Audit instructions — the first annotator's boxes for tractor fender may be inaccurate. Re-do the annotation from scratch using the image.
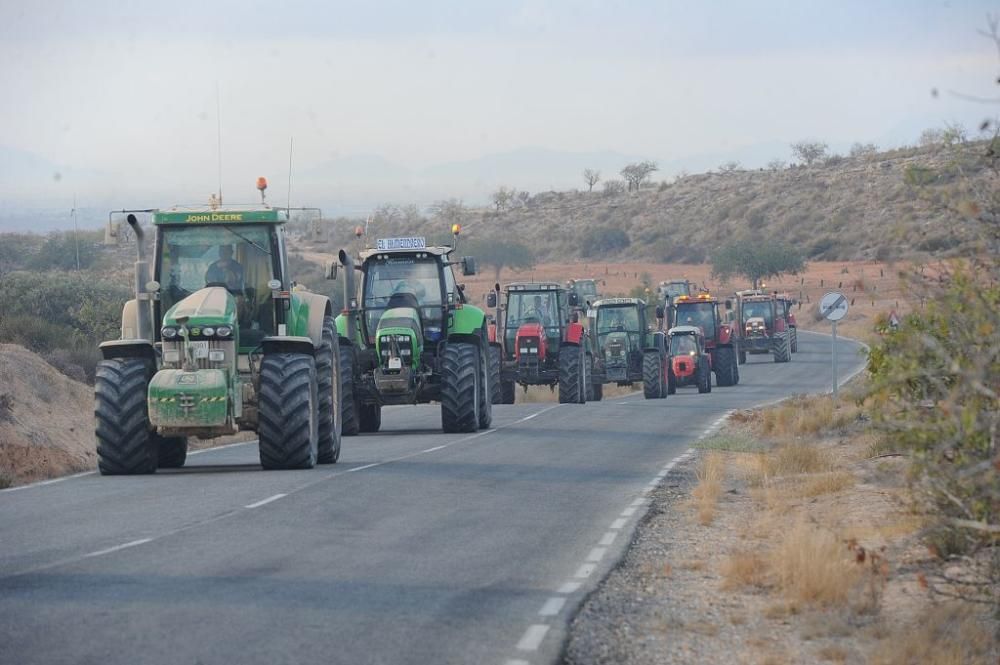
[295,292,334,346]
[120,299,140,340]
[564,321,586,345]
[262,336,315,356]
[335,312,364,346]
[718,324,734,345]
[774,317,787,334]
[99,339,156,362]
[450,305,487,336]
[646,330,668,353]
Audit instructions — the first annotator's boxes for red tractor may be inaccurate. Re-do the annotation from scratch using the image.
[775,292,799,353]
[733,290,791,363]
[487,282,592,404]
[666,326,712,394]
[665,293,741,386]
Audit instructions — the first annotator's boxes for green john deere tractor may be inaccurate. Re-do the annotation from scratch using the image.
[335,231,496,434]
[589,297,668,400]
[95,201,341,475]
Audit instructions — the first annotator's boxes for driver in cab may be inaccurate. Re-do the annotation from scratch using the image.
[205,245,245,291]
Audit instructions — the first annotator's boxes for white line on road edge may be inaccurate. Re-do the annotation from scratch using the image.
[630,497,646,507]
[538,596,566,617]
[598,531,617,546]
[610,517,627,530]
[557,581,582,594]
[585,547,607,563]
[84,538,152,558]
[422,445,447,453]
[620,505,638,517]
[574,563,596,578]
[516,624,550,651]
[504,660,532,665]
[245,493,286,509]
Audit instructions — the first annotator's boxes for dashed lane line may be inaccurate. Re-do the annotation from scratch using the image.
[538,597,567,617]
[516,624,550,651]
[244,493,286,509]
[557,581,582,594]
[84,538,152,558]
[574,563,596,578]
[585,547,607,563]
[598,531,617,546]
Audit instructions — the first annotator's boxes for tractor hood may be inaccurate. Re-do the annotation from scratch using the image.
[375,306,424,368]
[603,331,631,355]
[163,287,237,328]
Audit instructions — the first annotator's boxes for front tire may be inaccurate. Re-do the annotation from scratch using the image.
[697,359,712,394]
[713,347,737,387]
[259,353,318,470]
[339,341,360,436]
[642,350,663,399]
[359,403,382,432]
[591,381,603,402]
[790,328,798,353]
[317,316,341,464]
[156,435,188,469]
[488,345,502,405]
[95,358,158,475]
[478,341,493,429]
[500,379,516,404]
[441,342,480,433]
[558,344,583,404]
[773,332,791,363]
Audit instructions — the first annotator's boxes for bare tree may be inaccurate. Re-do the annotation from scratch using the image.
[583,168,601,192]
[849,142,879,159]
[427,198,466,226]
[620,161,659,192]
[603,179,626,196]
[491,186,516,213]
[719,160,742,174]
[766,159,786,171]
[790,140,829,167]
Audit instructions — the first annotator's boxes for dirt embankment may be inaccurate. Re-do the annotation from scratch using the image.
[0,344,96,487]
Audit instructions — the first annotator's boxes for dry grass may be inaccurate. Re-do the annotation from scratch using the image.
[720,550,768,590]
[816,645,850,662]
[690,452,725,525]
[770,520,861,607]
[795,471,855,498]
[757,395,859,439]
[738,442,832,487]
[869,603,998,665]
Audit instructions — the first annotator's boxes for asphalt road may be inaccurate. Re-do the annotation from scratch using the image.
[0,330,865,665]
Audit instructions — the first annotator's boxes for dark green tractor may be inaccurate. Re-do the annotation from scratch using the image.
[589,297,668,400]
[95,201,341,475]
[335,233,496,434]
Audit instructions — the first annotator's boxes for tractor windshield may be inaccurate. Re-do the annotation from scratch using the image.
[675,302,716,339]
[157,224,276,343]
[362,255,445,338]
[742,300,773,327]
[596,304,641,350]
[670,334,698,356]
[504,290,561,353]
[662,282,690,300]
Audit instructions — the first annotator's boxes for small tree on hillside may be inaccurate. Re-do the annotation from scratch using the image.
[710,238,805,290]
[603,179,626,196]
[427,198,466,226]
[849,142,879,159]
[766,159,786,171]
[467,239,535,281]
[491,186,517,214]
[620,161,659,192]
[583,168,601,192]
[790,140,829,167]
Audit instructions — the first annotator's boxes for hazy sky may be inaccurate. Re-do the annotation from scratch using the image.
[0,0,996,211]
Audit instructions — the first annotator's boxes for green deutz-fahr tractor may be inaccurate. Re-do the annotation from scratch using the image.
[95,200,341,475]
[589,297,668,400]
[335,231,495,434]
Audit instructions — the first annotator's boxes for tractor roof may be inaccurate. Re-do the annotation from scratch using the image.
[674,293,718,304]
[358,245,454,261]
[668,325,702,336]
[152,205,287,225]
[593,297,643,307]
[505,282,563,292]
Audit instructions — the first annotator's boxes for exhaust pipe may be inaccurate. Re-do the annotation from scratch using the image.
[338,249,359,343]
[127,214,153,342]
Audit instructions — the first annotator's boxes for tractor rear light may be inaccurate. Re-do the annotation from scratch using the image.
[161,327,178,339]
[163,350,181,363]
[209,350,225,362]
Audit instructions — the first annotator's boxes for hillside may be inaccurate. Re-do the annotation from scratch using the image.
[302,141,991,264]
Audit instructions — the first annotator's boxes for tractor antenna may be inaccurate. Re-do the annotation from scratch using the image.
[286,136,294,214]
[216,82,223,204]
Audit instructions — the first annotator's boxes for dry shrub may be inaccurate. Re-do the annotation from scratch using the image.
[739,442,832,486]
[869,603,997,665]
[770,520,860,607]
[796,471,855,498]
[721,550,768,590]
[757,395,858,438]
[691,452,725,525]
[816,645,850,663]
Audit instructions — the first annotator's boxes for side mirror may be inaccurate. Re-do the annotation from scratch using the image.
[655,305,664,319]
[486,292,497,308]
[568,292,579,306]
[461,257,477,276]
[725,299,733,310]
[325,261,338,280]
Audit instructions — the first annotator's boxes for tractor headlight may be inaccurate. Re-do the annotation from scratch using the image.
[380,335,392,344]
[201,326,215,337]
[216,325,233,338]
[161,326,178,339]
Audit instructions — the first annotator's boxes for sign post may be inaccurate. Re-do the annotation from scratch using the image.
[819,291,849,403]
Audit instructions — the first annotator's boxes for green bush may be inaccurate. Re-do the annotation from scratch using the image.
[580,227,630,258]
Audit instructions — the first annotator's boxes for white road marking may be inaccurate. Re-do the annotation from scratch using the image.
[610,517,627,530]
[598,531,617,546]
[574,563,596,578]
[244,493,286,509]
[0,470,97,493]
[188,438,258,456]
[522,412,542,420]
[585,547,607,563]
[516,624,550,651]
[346,463,380,473]
[620,506,638,517]
[422,445,446,453]
[557,581,582,594]
[505,660,532,665]
[630,497,646,507]
[538,596,566,616]
[84,538,152,558]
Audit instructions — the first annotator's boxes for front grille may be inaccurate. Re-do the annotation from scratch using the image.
[161,339,235,369]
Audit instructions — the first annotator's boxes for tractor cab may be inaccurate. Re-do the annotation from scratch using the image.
[657,279,693,305]
[668,293,742,386]
[734,290,791,362]
[591,297,648,383]
[567,278,600,306]
[501,283,574,362]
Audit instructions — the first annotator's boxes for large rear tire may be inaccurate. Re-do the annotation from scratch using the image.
[359,403,381,432]
[698,358,712,394]
[317,316,341,464]
[478,341,493,429]
[642,350,663,399]
[558,344,582,404]
[95,358,158,476]
[713,347,737,387]
[339,341,360,436]
[441,342,480,433]
[773,332,791,363]
[790,327,798,353]
[156,435,188,469]
[667,365,676,395]
[500,379,516,404]
[488,345,502,405]
[738,347,747,365]
[259,352,318,470]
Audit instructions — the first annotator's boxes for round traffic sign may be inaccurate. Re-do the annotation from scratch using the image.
[819,291,849,321]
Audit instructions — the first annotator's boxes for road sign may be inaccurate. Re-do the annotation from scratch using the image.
[820,291,849,322]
